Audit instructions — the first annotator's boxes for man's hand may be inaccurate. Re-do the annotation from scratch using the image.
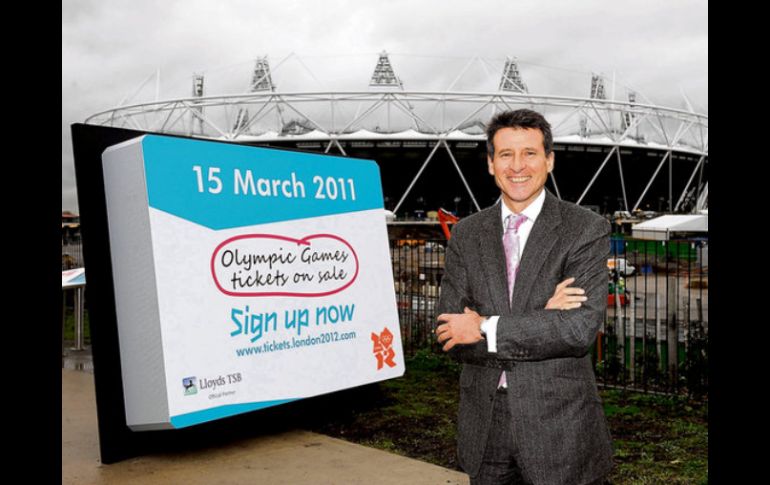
[545,277,588,310]
[435,307,484,352]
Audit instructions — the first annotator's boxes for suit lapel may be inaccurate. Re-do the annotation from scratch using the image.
[479,200,511,313]
[510,190,562,313]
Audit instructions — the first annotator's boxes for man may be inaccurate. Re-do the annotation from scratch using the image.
[435,109,614,485]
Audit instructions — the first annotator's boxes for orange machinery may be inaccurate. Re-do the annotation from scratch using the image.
[438,208,459,240]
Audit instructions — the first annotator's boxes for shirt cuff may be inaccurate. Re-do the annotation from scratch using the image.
[480,315,500,353]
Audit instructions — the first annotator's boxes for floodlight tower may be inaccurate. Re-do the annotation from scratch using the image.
[191,73,205,135]
[369,50,404,89]
[369,50,418,131]
[234,56,283,134]
[621,90,640,140]
[580,73,607,138]
[498,57,528,93]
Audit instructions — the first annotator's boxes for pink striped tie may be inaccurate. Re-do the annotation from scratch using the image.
[503,213,528,299]
[499,213,527,388]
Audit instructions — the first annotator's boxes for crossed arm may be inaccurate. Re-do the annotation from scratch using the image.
[437,276,585,350]
[435,217,610,362]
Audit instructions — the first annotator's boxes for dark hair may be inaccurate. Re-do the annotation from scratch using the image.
[485,109,553,158]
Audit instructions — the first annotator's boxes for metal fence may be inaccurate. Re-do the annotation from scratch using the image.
[62,239,87,354]
[602,238,708,397]
[390,240,445,355]
[62,239,85,269]
[389,237,708,398]
[61,236,708,396]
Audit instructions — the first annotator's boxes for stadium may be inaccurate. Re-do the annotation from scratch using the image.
[84,52,708,219]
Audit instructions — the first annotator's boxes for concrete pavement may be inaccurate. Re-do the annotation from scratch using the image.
[63,369,469,484]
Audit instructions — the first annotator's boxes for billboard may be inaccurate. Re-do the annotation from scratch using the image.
[102,134,403,430]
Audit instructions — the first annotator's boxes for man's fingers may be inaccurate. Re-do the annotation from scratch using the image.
[552,296,588,310]
[556,277,576,290]
[442,339,455,352]
[562,300,584,310]
[436,323,451,343]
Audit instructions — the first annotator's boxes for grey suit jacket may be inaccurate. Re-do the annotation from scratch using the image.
[437,190,614,484]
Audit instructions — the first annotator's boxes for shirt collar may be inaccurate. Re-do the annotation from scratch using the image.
[500,188,546,225]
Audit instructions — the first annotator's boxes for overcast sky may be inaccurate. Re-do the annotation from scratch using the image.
[62,0,707,212]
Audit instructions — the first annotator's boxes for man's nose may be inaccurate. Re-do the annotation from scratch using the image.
[508,155,525,172]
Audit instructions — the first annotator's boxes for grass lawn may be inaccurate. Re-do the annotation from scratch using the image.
[62,308,90,345]
[306,349,708,485]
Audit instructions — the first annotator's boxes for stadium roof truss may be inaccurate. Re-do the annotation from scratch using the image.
[86,90,708,216]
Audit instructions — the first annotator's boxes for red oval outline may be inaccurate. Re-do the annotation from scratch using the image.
[210,233,359,297]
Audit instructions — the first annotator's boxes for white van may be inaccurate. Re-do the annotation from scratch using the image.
[607,257,636,276]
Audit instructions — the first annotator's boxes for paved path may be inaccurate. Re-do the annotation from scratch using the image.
[63,369,469,484]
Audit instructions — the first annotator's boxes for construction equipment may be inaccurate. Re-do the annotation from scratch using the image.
[438,208,459,240]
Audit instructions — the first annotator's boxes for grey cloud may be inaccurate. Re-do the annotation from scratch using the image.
[62,0,707,213]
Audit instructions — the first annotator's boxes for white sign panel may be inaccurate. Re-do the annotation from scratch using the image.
[102,135,403,430]
[62,268,86,289]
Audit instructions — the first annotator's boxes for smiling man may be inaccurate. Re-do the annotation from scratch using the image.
[435,109,614,485]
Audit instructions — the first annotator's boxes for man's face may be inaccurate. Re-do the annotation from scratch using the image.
[487,127,554,213]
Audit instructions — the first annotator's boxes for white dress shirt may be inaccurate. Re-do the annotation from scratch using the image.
[479,188,546,352]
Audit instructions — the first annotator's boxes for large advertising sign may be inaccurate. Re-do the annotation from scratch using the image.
[102,135,403,431]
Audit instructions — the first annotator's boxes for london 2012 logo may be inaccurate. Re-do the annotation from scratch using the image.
[371,327,396,370]
[183,377,198,396]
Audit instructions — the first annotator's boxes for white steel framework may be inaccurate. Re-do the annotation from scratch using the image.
[85,57,708,217]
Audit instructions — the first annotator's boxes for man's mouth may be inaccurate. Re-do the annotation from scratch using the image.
[508,176,531,183]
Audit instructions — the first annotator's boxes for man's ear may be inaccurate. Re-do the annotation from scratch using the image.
[546,152,555,173]
[487,155,495,176]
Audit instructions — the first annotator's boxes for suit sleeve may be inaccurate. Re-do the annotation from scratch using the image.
[493,217,611,361]
[436,221,491,364]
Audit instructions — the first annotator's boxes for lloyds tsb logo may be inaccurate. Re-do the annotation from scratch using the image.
[183,377,198,396]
